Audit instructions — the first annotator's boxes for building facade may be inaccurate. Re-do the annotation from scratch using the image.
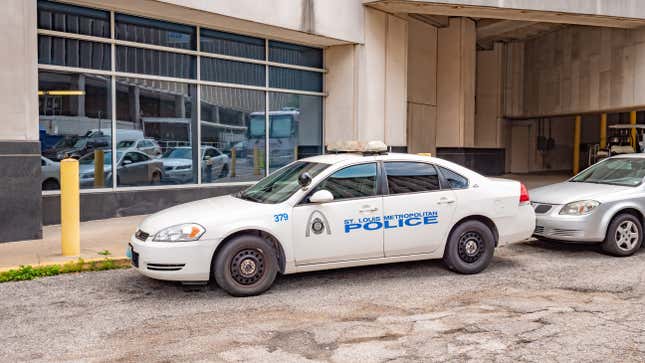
[3,0,645,241]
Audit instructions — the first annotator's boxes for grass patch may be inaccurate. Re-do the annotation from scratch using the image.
[0,253,130,283]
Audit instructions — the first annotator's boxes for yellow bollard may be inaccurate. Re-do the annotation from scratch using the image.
[253,146,260,176]
[60,158,80,256]
[573,115,581,175]
[94,149,104,188]
[230,147,236,178]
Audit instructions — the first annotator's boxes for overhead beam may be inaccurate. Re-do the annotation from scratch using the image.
[366,1,645,29]
[408,13,450,27]
[477,20,535,40]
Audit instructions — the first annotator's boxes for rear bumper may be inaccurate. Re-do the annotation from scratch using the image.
[129,235,220,282]
[497,204,536,245]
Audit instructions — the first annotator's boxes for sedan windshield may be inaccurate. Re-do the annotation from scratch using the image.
[238,161,329,204]
[571,158,645,187]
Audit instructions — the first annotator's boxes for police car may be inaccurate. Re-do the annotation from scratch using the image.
[128,141,535,296]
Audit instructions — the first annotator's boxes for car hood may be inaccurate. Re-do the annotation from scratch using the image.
[530,181,632,204]
[138,195,273,238]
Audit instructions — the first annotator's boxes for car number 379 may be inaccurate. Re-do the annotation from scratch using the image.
[274,213,289,223]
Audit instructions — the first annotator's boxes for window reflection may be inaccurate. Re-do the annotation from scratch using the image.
[115,14,196,50]
[200,28,265,60]
[200,86,266,183]
[116,78,197,186]
[38,35,111,70]
[116,46,196,79]
[38,0,110,38]
[38,71,112,190]
[268,93,322,172]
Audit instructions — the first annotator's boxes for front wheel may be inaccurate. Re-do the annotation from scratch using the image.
[213,235,278,297]
[602,214,643,256]
[443,220,495,274]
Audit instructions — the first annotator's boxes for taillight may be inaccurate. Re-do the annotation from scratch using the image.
[519,183,530,204]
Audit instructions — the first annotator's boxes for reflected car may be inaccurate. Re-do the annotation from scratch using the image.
[56,136,110,160]
[162,146,229,184]
[128,146,535,297]
[78,150,163,187]
[41,156,60,190]
[531,155,645,256]
[42,136,79,161]
[117,139,162,158]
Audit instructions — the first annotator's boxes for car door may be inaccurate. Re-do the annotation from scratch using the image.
[120,152,148,185]
[292,162,384,265]
[382,162,457,257]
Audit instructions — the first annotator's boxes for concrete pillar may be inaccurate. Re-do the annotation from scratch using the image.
[0,0,42,241]
[324,8,408,150]
[475,43,505,148]
[72,74,86,117]
[128,85,140,127]
[436,18,476,148]
[175,94,186,118]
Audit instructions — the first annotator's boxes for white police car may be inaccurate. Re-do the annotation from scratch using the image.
[128,142,535,296]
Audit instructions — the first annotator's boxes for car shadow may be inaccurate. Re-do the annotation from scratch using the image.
[523,238,605,254]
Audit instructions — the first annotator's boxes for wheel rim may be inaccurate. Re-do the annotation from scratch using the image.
[457,231,485,263]
[615,221,639,251]
[230,249,265,285]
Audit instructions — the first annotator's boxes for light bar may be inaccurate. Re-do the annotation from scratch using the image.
[327,140,388,153]
[38,90,86,96]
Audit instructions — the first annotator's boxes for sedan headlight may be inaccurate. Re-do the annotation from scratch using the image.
[559,200,600,215]
[153,223,205,242]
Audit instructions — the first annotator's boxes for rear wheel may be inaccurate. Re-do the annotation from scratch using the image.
[213,235,278,297]
[219,164,229,178]
[42,178,60,191]
[151,171,162,185]
[602,214,642,256]
[443,220,495,274]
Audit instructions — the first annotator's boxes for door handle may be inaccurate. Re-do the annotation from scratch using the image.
[359,207,378,213]
[437,198,456,205]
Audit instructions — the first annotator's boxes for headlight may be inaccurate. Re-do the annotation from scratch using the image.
[559,200,600,215]
[153,223,205,242]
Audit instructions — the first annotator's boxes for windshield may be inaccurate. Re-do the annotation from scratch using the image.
[79,151,121,166]
[73,138,87,148]
[571,158,645,187]
[164,148,191,159]
[238,161,329,204]
[117,140,135,148]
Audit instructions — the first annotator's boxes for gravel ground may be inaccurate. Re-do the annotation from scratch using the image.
[1,240,644,362]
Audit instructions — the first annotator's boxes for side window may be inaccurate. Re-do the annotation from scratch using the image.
[127,152,148,164]
[204,148,217,158]
[384,162,440,194]
[438,166,468,189]
[312,163,377,201]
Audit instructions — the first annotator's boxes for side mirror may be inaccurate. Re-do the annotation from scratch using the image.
[309,189,334,203]
[298,172,312,188]
[122,159,133,166]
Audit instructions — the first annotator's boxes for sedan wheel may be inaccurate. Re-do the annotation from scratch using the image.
[443,220,495,274]
[602,214,643,257]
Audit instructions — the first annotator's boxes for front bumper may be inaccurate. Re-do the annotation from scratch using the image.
[533,203,606,242]
[129,234,220,282]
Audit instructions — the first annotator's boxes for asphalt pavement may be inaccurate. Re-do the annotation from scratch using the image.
[1,239,644,362]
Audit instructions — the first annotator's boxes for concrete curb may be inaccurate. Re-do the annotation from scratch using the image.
[0,256,130,273]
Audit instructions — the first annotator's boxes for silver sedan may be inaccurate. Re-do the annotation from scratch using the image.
[530,155,645,256]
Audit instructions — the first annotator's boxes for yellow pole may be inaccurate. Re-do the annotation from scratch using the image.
[573,115,581,175]
[60,158,80,256]
[294,145,298,161]
[630,110,637,148]
[253,146,260,176]
[230,147,236,178]
[93,149,104,188]
[600,113,607,149]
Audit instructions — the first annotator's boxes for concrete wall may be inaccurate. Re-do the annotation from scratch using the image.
[475,43,504,148]
[436,18,476,148]
[325,8,408,147]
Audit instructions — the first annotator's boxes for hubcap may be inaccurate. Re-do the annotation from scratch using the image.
[615,221,639,252]
[457,232,484,263]
[230,249,265,285]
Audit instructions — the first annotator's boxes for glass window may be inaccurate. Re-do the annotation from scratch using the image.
[438,166,469,189]
[200,86,266,183]
[38,35,111,70]
[200,58,264,86]
[115,13,196,50]
[269,40,322,68]
[116,46,196,79]
[116,77,197,186]
[268,93,323,172]
[313,163,378,200]
[39,71,112,190]
[385,162,440,194]
[571,157,645,187]
[238,161,329,204]
[37,0,110,38]
[269,67,322,92]
[200,29,265,60]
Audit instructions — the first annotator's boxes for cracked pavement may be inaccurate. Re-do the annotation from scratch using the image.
[1,240,644,362]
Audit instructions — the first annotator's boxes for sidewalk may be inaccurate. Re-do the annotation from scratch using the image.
[0,215,146,271]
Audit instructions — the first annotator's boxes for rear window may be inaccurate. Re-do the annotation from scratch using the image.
[384,162,440,194]
[438,166,468,189]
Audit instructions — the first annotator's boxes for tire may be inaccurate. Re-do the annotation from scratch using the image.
[602,213,643,257]
[42,178,60,191]
[219,164,229,178]
[151,171,162,185]
[443,220,496,274]
[213,235,278,297]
